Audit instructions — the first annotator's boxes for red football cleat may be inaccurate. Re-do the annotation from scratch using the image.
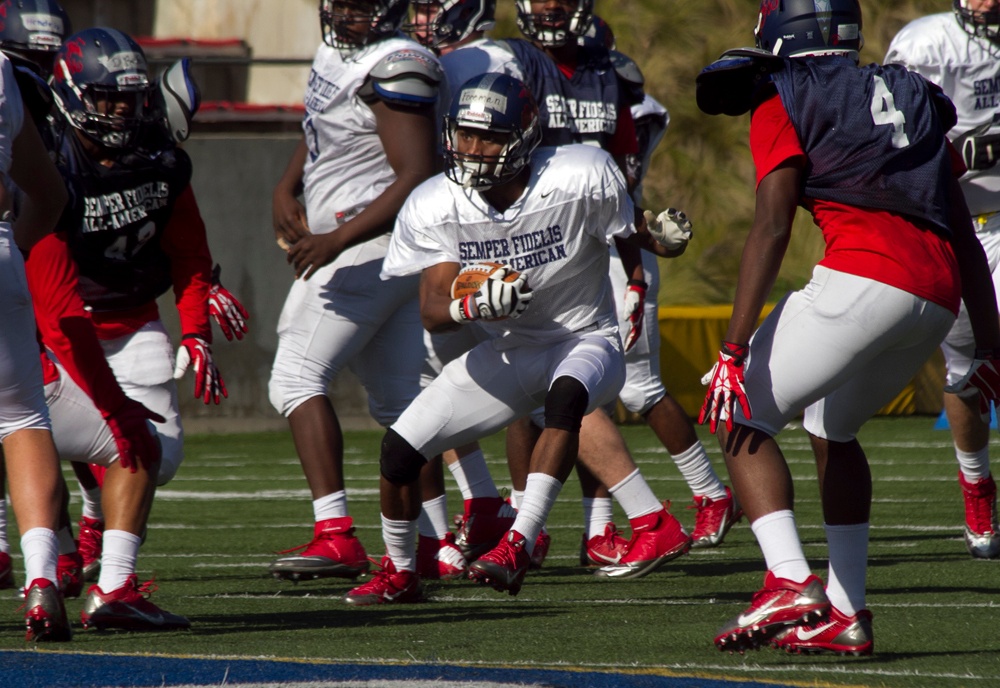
[57,551,84,599]
[689,486,742,549]
[344,557,424,606]
[454,496,517,561]
[77,516,104,582]
[23,578,71,642]
[594,505,691,579]
[81,575,190,631]
[579,523,629,566]
[416,533,467,580]
[269,516,370,581]
[467,530,530,596]
[772,606,873,656]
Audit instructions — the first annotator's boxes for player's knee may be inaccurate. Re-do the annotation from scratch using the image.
[268,372,321,417]
[380,428,427,486]
[544,376,589,432]
[619,383,665,416]
[155,432,183,486]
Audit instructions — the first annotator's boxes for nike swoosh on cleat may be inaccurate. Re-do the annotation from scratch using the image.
[795,622,836,641]
[736,597,780,627]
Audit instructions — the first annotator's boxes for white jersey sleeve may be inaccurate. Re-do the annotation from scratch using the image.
[885,12,1000,214]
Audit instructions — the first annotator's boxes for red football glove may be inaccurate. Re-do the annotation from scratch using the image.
[622,279,646,353]
[698,341,752,434]
[945,348,1000,421]
[173,334,227,405]
[103,398,165,473]
[209,264,249,341]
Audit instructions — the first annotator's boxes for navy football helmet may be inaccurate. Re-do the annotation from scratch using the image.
[320,0,409,54]
[406,0,495,49]
[579,14,614,50]
[955,1,1000,42]
[754,0,863,61]
[0,0,70,76]
[51,27,152,150]
[443,73,541,190]
[515,0,593,47]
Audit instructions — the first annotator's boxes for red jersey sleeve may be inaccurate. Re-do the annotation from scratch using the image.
[608,101,639,158]
[750,92,806,189]
[24,233,128,417]
[160,184,213,341]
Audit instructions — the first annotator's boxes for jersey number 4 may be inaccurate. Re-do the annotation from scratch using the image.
[870,75,910,149]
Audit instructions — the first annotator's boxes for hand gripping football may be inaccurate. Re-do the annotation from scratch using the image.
[450,262,533,321]
[451,262,521,298]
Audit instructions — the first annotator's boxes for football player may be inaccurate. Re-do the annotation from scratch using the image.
[344,73,688,604]
[267,0,452,583]
[696,0,1000,655]
[885,1,1000,560]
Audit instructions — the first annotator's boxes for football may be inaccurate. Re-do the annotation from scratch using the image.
[451,262,522,298]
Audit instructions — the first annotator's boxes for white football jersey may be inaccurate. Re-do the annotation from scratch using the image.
[885,13,1000,214]
[301,37,439,235]
[441,38,523,112]
[384,144,635,349]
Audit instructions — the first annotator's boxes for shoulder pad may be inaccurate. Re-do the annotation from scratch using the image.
[610,51,644,89]
[360,49,442,107]
[695,47,785,117]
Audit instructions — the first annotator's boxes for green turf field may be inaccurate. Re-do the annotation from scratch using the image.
[3,416,999,687]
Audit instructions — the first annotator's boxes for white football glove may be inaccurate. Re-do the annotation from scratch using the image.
[644,208,693,250]
[453,269,533,322]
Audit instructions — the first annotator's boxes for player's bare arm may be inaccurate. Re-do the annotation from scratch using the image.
[9,114,67,250]
[723,161,801,347]
[288,100,436,280]
[419,261,463,333]
[272,137,309,249]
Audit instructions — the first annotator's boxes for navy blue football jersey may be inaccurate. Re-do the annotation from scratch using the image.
[768,57,957,234]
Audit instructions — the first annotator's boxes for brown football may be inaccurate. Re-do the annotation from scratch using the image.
[451,262,522,298]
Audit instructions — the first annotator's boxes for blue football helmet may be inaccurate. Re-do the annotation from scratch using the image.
[443,73,541,190]
[320,0,410,55]
[51,27,152,150]
[0,0,70,76]
[955,1,1000,42]
[406,0,495,50]
[754,0,863,61]
[515,0,593,47]
[578,14,614,50]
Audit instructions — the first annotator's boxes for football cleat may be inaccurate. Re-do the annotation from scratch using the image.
[715,572,830,653]
[77,516,105,582]
[467,530,530,596]
[343,557,424,606]
[689,486,742,549]
[416,533,467,580]
[269,516,370,582]
[529,528,551,570]
[0,551,15,589]
[772,606,873,656]
[579,523,629,566]
[81,575,190,631]
[959,472,1000,559]
[23,578,72,642]
[594,505,691,579]
[57,551,84,599]
[454,496,517,562]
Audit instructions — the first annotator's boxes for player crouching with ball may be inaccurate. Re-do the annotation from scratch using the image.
[344,72,692,604]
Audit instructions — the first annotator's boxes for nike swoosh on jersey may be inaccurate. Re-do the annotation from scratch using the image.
[794,622,837,641]
[736,596,780,627]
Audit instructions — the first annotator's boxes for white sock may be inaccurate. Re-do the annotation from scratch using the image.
[509,489,525,510]
[417,494,450,540]
[956,445,990,482]
[750,510,813,583]
[0,497,8,552]
[56,526,76,556]
[824,522,869,616]
[98,530,141,592]
[582,497,614,538]
[20,527,58,586]
[381,515,416,572]
[447,449,498,500]
[671,442,726,500]
[312,490,348,522]
[511,473,563,554]
[79,484,104,521]
[608,469,661,520]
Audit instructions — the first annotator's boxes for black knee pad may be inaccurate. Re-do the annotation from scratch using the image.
[544,376,589,432]
[380,428,427,486]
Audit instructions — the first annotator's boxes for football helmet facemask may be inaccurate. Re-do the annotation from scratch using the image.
[0,0,70,77]
[320,0,409,55]
[515,0,593,48]
[754,0,863,62]
[444,73,541,190]
[51,27,152,150]
[954,1,1000,42]
[405,0,495,50]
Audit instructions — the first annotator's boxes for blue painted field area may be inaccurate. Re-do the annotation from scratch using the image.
[1,651,807,688]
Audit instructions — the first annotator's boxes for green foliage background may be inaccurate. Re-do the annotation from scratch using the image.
[496,1,948,305]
